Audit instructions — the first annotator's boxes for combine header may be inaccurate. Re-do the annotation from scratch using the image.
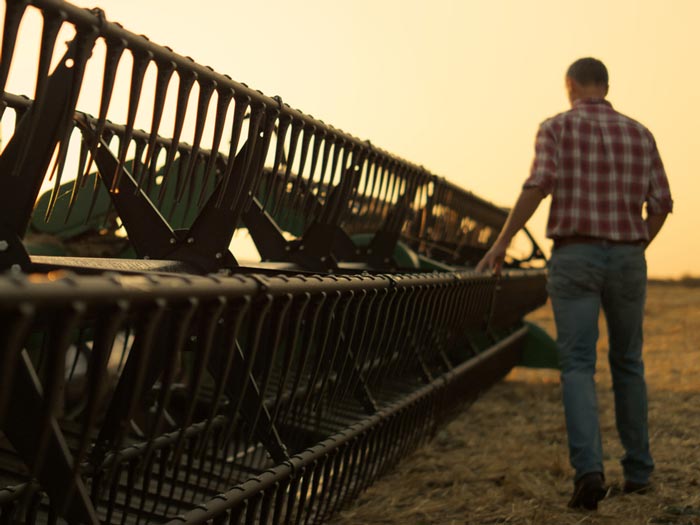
[0,1,549,523]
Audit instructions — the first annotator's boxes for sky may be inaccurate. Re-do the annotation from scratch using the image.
[3,0,699,277]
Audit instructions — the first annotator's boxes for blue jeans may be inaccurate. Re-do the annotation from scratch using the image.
[547,243,654,484]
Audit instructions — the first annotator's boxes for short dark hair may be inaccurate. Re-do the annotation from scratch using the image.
[566,57,608,86]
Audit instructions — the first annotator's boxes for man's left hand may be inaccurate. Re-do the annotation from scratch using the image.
[475,239,508,275]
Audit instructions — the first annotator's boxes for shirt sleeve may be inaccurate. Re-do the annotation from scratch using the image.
[646,137,673,215]
[523,120,557,196]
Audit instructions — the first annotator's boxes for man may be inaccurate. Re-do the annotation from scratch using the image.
[476,57,673,510]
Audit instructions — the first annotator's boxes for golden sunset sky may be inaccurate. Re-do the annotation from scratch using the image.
[3,0,698,277]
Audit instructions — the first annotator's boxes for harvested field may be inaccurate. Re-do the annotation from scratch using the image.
[330,283,700,524]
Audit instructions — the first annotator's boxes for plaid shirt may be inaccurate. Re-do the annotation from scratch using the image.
[524,98,673,241]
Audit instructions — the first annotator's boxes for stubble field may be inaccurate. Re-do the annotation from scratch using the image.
[330,283,700,525]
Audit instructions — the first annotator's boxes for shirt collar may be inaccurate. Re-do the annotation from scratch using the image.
[573,97,612,108]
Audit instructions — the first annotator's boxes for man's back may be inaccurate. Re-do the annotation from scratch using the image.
[526,98,673,241]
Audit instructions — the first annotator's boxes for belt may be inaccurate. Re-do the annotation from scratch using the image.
[552,235,646,250]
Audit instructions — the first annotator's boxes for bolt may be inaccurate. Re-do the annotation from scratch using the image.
[187,237,195,244]
[215,252,223,259]
[320,256,327,262]
[10,264,22,274]
[284,245,291,252]
[169,238,177,245]
[299,245,305,251]
[143,255,150,260]
[0,240,8,252]
[367,248,373,255]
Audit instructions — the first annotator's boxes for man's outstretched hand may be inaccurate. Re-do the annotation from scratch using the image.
[475,239,508,275]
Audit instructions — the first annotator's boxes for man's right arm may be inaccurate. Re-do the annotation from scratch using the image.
[645,213,667,246]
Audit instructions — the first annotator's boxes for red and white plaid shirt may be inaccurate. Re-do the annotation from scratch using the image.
[524,98,673,241]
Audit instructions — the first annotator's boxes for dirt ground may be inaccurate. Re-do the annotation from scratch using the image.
[330,283,700,524]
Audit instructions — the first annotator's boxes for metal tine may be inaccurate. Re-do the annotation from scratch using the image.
[290,291,340,430]
[405,284,431,374]
[319,138,344,225]
[140,58,175,188]
[103,458,123,525]
[335,289,375,404]
[369,286,406,385]
[229,102,264,213]
[279,292,326,430]
[388,166,411,232]
[198,86,233,206]
[0,303,35,425]
[215,94,249,208]
[367,157,387,219]
[394,286,425,378]
[166,148,190,221]
[45,28,99,221]
[222,295,273,449]
[171,297,227,468]
[183,152,204,221]
[282,472,302,525]
[64,128,91,223]
[73,301,129,474]
[343,147,362,222]
[134,449,158,525]
[84,39,126,183]
[194,297,250,457]
[245,107,281,213]
[348,288,382,385]
[352,288,387,380]
[111,48,153,192]
[32,301,85,482]
[176,436,199,505]
[396,286,421,377]
[103,298,167,459]
[310,133,334,223]
[261,112,290,212]
[280,123,313,225]
[178,77,216,203]
[299,129,324,221]
[245,294,292,442]
[378,161,397,225]
[269,293,310,426]
[209,298,250,456]
[271,118,302,219]
[141,299,199,466]
[143,141,163,195]
[270,480,288,525]
[325,290,365,409]
[157,68,196,205]
[0,0,27,119]
[364,289,399,388]
[362,157,381,229]
[304,457,325,525]
[11,10,64,179]
[338,439,361,506]
[85,128,118,223]
[334,141,362,227]
[416,286,442,368]
[119,459,138,525]
[256,485,276,525]
[130,137,147,188]
[315,450,339,521]
[311,291,353,415]
[320,446,346,517]
[354,151,375,227]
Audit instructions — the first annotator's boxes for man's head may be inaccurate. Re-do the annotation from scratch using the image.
[565,57,609,106]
